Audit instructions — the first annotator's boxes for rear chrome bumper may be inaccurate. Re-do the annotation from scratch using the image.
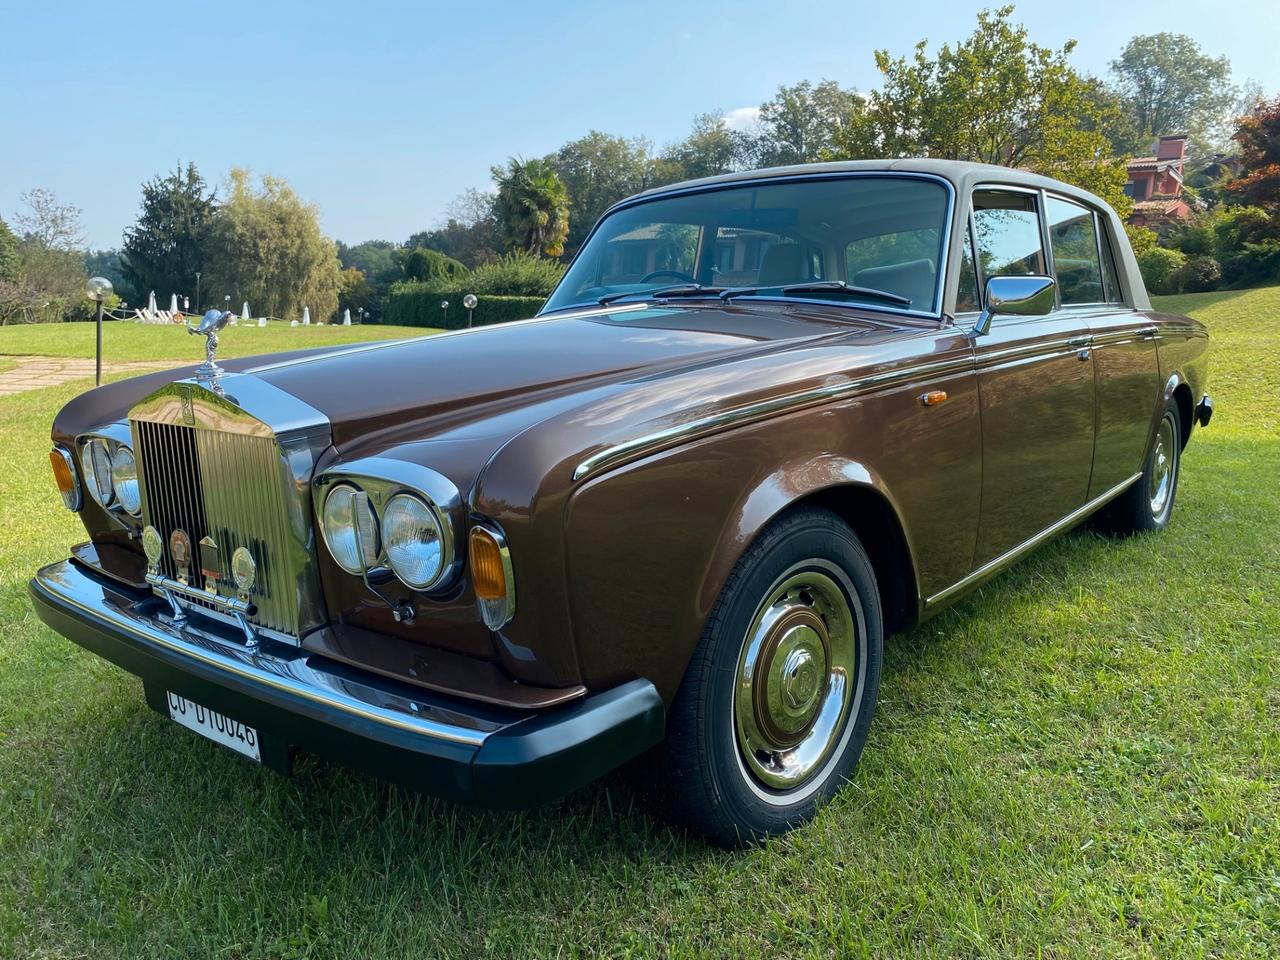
[1196,393,1213,428]
[29,559,664,808]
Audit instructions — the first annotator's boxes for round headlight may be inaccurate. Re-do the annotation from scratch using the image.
[321,483,379,575]
[81,438,114,507]
[110,446,141,515]
[381,494,446,589]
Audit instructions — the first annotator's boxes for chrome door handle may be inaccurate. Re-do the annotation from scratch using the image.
[1066,335,1092,347]
[1137,324,1158,338]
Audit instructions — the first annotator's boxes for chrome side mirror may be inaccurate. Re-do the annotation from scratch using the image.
[973,275,1056,336]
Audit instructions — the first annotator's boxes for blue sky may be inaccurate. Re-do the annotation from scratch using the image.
[3,0,1275,250]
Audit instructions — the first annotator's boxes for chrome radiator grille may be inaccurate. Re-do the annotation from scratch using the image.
[133,417,311,639]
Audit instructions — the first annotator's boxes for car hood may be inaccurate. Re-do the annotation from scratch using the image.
[247,303,895,452]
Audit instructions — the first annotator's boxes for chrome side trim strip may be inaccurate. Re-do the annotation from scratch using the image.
[34,560,493,747]
[572,353,975,482]
[923,472,1142,608]
[247,302,651,374]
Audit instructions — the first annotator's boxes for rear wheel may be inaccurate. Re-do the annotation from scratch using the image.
[659,508,883,846]
[1099,401,1182,535]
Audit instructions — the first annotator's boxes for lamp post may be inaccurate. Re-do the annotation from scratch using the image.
[85,277,113,386]
[440,300,449,328]
[195,272,201,311]
[357,307,365,325]
[463,293,477,328]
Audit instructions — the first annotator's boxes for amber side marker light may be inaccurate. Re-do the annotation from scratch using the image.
[50,447,81,510]
[469,525,515,630]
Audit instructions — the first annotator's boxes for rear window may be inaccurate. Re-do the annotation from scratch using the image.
[1046,196,1109,305]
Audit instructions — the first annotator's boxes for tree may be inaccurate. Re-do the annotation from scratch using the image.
[14,188,84,249]
[548,131,652,255]
[828,6,1132,217]
[1227,95,1280,218]
[655,113,752,183]
[755,80,865,167]
[0,216,18,283]
[491,157,570,258]
[407,189,502,268]
[121,163,217,306]
[205,169,342,322]
[337,267,373,318]
[6,188,93,323]
[1109,34,1236,153]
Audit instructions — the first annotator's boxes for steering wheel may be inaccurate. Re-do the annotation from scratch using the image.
[641,270,696,284]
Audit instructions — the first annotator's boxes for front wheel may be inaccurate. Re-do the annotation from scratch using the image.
[659,508,883,846]
[1099,401,1182,535]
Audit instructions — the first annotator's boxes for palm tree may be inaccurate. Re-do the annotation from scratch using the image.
[491,158,570,258]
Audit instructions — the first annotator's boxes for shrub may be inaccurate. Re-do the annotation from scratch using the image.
[1173,255,1221,293]
[383,282,544,329]
[1124,224,1159,258]
[1136,247,1187,295]
[401,247,468,284]
[468,251,566,297]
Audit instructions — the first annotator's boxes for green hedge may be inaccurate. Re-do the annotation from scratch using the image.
[383,283,546,329]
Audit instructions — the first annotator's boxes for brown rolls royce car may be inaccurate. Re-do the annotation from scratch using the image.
[30,160,1211,846]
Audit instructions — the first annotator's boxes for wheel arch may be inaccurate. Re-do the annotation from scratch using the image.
[700,460,922,638]
[1161,371,1195,450]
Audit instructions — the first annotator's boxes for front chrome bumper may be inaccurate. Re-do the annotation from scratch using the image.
[29,559,664,807]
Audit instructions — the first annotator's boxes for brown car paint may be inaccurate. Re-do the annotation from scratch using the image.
[49,162,1209,710]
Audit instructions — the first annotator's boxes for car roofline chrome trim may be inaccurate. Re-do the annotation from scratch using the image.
[246,302,651,374]
[571,353,975,482]
[923,472,1142,608]
[31,560,492,747]
[542,170,956,322]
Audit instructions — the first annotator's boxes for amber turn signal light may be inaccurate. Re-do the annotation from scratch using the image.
[469,527,507,600]
[50,447,81,511]
[469,525,516,630]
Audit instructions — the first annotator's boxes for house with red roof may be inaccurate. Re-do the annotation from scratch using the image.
[1125,135,1194,229]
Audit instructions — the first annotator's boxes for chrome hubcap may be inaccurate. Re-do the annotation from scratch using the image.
[1149,415,1176,518]
[733,566,860,795]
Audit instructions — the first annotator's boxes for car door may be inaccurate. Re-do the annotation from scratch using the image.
[969,187,1096,566]
[1043,195,1162,499]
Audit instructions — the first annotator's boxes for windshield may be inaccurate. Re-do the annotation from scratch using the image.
[543,175,951,315]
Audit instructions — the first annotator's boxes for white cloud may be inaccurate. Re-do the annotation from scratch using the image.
[722,106,762,131]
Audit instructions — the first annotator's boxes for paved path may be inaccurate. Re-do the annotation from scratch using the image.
[0,355,166,396]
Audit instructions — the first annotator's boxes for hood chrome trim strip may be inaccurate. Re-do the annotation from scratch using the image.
[571,353,975,482]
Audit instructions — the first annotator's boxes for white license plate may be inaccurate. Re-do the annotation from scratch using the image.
[166,692,261,762]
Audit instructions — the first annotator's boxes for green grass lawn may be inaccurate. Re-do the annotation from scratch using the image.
[0,320,437,364]
[1,292,1277,958]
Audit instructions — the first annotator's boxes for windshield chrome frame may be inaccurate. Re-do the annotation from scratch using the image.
[539,171,957,322]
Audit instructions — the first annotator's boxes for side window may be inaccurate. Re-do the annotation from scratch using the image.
[972,190,1046,281]
[1046,196,1106,305]
[956,225,980,313]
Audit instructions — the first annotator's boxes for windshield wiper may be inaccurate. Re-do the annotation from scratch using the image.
[720,280,913,307]
[597,284,726,306]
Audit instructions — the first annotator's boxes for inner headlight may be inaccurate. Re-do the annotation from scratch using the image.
[110,446,141,515]
[321,483,380,574]
[381,493,446,589]
[81,438,114,507]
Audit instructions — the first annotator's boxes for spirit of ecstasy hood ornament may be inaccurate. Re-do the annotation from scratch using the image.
[188,309,232,380]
